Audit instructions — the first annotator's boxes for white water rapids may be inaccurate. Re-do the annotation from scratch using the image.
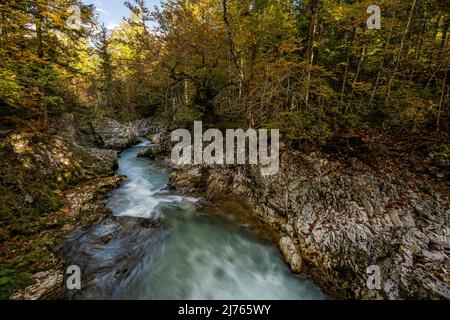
[102,139,326,300]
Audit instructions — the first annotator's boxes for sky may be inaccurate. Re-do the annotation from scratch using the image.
[82,0,161,30]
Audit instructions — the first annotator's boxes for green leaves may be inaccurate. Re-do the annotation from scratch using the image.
[0,70,24,107]
[266,111,334,147]
[0,265,32,299]
[0,0,95,120]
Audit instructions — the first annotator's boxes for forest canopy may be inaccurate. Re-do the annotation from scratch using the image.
[0,0,448,154]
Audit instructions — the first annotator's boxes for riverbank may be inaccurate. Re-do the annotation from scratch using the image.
[0,115,143,299]
[168,152,450,300]
[2,175,125,299]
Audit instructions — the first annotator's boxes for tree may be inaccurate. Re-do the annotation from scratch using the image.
[0,0,95,123]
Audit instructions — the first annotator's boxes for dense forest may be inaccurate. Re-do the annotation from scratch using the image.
[1,0,449,156]
[0,0,449,301]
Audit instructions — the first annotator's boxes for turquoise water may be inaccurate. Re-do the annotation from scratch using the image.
[106,140,326,300]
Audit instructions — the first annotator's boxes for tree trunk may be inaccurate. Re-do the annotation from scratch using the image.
[305,0,319,106]
[386,0,417,104]
[345,45,365,114]
[370,8,397,107]
[436,69,448,132]
[340,26,356,111]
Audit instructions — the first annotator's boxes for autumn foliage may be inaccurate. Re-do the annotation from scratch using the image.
[1,0,448,153]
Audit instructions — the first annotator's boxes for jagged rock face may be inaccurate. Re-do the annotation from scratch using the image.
[169,166,206,194]
[89,117,138,150]
[0,115,138,241]
[131,118,164,137]
[169,152,450,300]
[279,237,303,273]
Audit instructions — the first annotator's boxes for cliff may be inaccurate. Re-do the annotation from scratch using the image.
[169,151,450,299]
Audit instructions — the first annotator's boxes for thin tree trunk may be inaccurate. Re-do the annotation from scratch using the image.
[441,17,449,52]
[436,69,448,132]
[305,0,319,106]
[370,8,397,107]
[184,79,189,105]
[340,27,356,111]
[222,0,244,85]
[386,0,417,104]
[36,23,43,59]
[345,46,365,114]
[126,82,134,121]
[409,17,425,82]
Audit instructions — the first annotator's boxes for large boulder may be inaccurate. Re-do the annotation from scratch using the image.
[131,118,164,137]
[55,114,138,151]
[90,117,138,150]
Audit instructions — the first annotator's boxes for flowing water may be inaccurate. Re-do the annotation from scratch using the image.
[65,139,326,300]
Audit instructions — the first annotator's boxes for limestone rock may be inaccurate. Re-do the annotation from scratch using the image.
[131,118,164,137]
[279,237,303,273]
[11,270,63,300]
[169,150,450,299]
[419,249,448,263]
[137,130,172,160]
[169,166,205,195]
[90,117,138,150]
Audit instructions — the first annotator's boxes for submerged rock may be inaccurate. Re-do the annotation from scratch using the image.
[137,130,172,160]
[55,215,168,300]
